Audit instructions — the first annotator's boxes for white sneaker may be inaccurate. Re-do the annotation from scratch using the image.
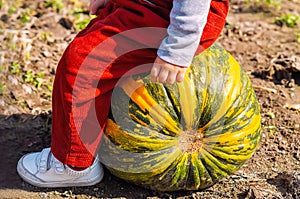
[17,148,104,187]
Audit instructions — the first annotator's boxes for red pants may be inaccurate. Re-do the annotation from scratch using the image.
[51,0,229,168]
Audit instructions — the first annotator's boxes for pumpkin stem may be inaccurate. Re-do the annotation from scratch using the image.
[178,130,203,153]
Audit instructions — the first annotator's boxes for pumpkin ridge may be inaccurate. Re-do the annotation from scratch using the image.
[143,82,182,135]
[199,154,216,183]
[203,86,260,139]
[193,153,213,188]
[163,84,182,125]
[201,151,230,181]
[203,102,259,139]
[202,148,236,174]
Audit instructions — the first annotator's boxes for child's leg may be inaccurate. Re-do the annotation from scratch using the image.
[16,6,161,186]
[50,2,169,169]
[51,39,157,168]
[51,0,229,169]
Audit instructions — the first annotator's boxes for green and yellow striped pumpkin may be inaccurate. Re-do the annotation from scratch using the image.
[99,45,262,191]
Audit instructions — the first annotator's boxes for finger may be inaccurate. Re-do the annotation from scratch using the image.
[166,71,177,85]
[158,68,169,84]
[176,68,186,82]
[150,64,160,83]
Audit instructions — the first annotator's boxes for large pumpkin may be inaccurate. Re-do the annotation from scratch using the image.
[99,45,262,191]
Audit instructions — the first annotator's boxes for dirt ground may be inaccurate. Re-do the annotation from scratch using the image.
[0,0,300,198]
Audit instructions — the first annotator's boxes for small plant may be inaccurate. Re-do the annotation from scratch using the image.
[266,112,275,119]
[11,43,16,51]
[264,0,281,9]
[264,125,276,135]
[34,80,43,89]
[45,0,64,12]
[25,52,31,60]
[41,92,52,100]
[23,70,34,83]
[8,6,16,15]
[275,14,299,27]
[36,72,44,80]
[74,18,90,31]
[45,83,53,92]
[296,32,300,43]
[9,62,20,74]
[35,72,45,89]
[20,10,32,24]
[0,83,6,95]
[23,71,44,89]
[40,32,53,41]
[0,0,5,9]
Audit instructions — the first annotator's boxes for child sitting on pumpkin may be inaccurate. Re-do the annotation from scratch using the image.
[17,0,228,187]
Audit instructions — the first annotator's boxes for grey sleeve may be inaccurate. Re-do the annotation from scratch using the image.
[157,0,211,67]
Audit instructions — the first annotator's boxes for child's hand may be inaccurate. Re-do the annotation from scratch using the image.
[150,57,187,85]
[89,0,109,15]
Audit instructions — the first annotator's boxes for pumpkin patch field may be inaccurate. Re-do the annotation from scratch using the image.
[0,0,299,198]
